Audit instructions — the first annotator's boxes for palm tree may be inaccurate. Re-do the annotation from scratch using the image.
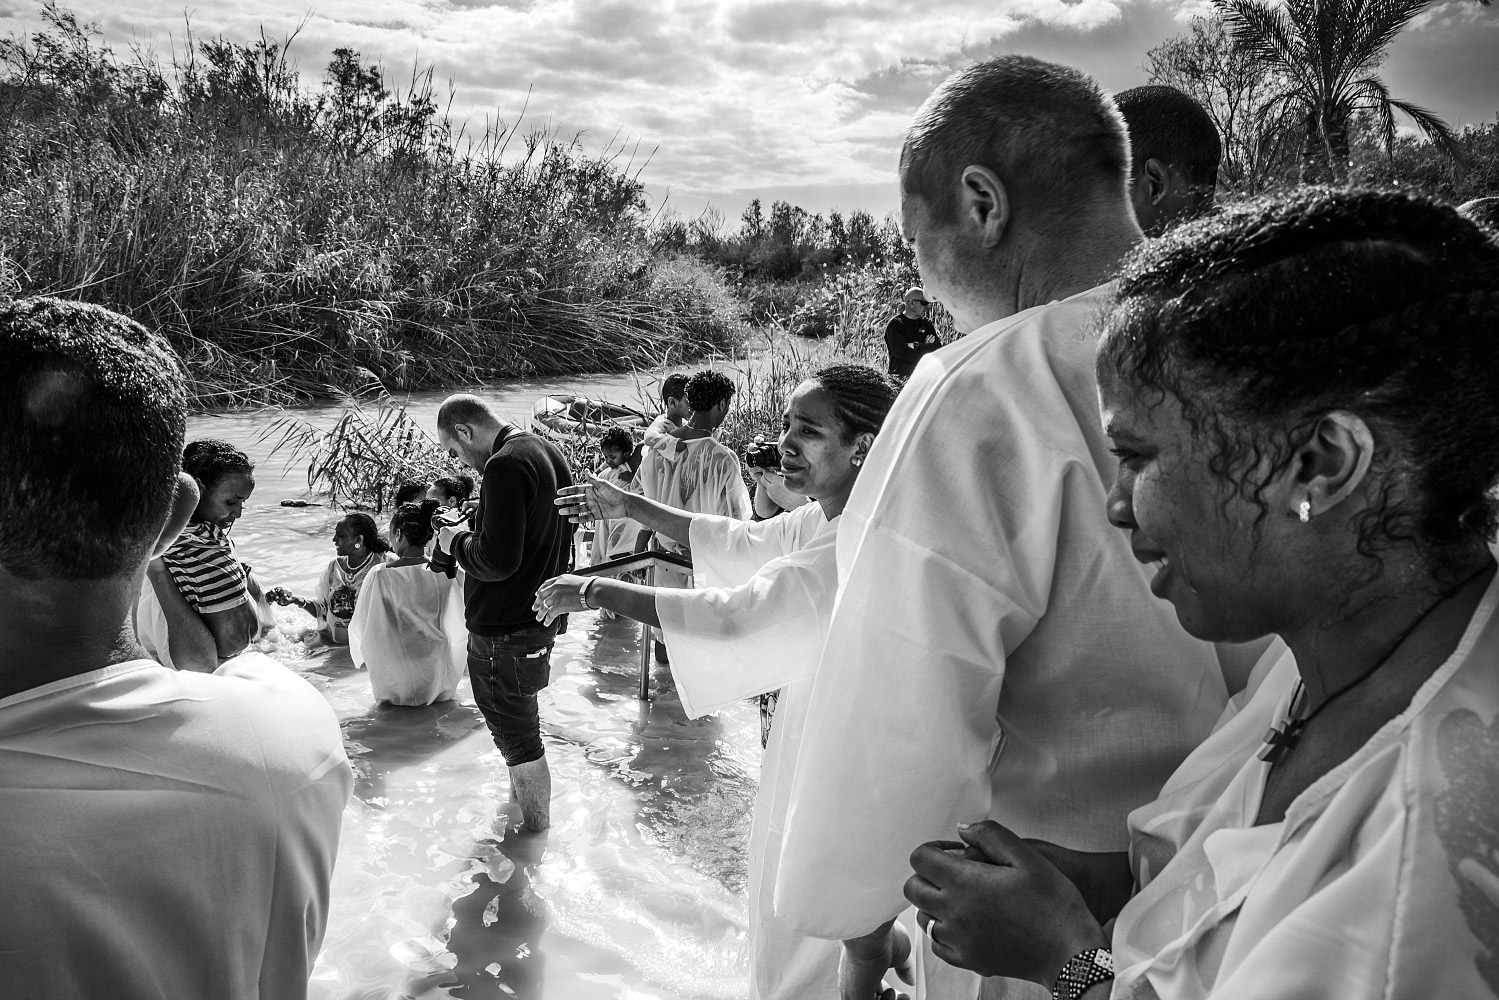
[1214,0,1472,184]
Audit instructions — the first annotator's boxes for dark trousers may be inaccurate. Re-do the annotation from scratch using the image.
[467,625,556,766]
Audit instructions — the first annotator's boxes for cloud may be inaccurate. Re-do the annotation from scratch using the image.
[11,0,1495,215]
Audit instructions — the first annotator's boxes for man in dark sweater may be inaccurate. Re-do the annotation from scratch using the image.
[883,286,942,380]
[434,394,574,831]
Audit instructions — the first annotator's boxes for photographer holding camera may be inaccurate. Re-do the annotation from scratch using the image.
[744,436,810,519]
[432,394,574,833]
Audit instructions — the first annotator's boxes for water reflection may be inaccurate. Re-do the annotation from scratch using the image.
[189,379,755,1000]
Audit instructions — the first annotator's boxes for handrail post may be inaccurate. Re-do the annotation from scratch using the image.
[638,563,655,701]
[572,550,690,704]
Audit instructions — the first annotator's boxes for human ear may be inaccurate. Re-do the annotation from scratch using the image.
[1143,158,1171,206]
[151,472,201,558]
[957,165,1010,249]
[1283,411,1376,520]
[851,431,875,466]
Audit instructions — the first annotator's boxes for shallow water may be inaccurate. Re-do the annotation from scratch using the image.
[189,378,758,1000]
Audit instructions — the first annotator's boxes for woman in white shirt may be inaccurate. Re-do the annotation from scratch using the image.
[534,364,898,1000]
[349,499,466,706]
[893,190,1499,1000]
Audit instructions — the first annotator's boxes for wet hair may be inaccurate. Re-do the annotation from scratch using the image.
[806,364,898,442]
[393,479,428,508]
[436,394,498,434]
[1114,85,1221,189]
[430,474,474,503]
[183,438,254,491]
[661,372,689,406]
[339,512,393,554]
[390,499,440,548]
[901,55,1129,225]
[0,297,186,579]
[686,370,736,412]
[1459,197,1499,234]
[599,427,633,453]
[1097,187,1499,580]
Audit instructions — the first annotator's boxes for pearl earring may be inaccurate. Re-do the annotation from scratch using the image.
[852,456,863,467]
[1298,499,1312,523]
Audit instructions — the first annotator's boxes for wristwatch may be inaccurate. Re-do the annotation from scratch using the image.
[1052,948,1114,1000]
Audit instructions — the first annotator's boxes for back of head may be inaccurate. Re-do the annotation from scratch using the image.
[1099,187,1499,578]
[436,394,498,435]
[1459,197,1499,235]
[391,499,441,548]
[183,438,254,490]
[600,427,634,453]
[393,480,428,508]
[686,370,736,412]
[1114,85,1221,190]
[809,364,898,439]
[661,372,689,406]
[431,474,474,503]
[0,298,186,580]
[901,55,1130,226]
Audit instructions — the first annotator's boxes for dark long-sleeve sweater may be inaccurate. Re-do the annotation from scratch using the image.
[453,427,575,636]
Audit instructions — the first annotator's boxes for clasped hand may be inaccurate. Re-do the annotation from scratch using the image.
[554,471,629,526]
[903,821,1108,987]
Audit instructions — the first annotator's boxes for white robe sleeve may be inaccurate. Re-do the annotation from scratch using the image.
[655,534,836,718]
[347,567,377,669]
[688,504,825,589]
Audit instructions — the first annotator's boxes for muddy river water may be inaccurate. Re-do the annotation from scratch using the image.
[189,377,758,1000]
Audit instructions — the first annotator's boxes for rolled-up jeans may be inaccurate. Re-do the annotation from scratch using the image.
[467,624,556,766]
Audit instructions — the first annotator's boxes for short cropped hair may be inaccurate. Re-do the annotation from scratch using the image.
[0,298,186,579]
[901,55,1130,224]
[1115,85,1222,189]
[661,372,689,406]
[183,439,253,490]
[686,370,735,412]
[436,394,498,434]
[393,480,428,508]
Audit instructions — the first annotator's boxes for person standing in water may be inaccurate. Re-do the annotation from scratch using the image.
[433,394,574,832]
[268,513,394,645]
[537,364,898,1000]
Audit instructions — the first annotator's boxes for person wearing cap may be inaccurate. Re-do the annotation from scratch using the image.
[883,287,942,380]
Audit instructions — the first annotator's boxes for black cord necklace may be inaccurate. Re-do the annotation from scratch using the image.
[1258,563,1491,764]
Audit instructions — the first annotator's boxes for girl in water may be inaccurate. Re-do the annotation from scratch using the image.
[349,500,466,705]
[269,513,392,645]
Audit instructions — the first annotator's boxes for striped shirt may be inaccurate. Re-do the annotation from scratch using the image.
[162,522,251,615]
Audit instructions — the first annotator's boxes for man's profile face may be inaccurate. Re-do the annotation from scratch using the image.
[899,185,970,330]
[438,427,484,471]
[903,293,928,316]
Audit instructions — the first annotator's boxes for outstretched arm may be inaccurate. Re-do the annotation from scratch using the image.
[557,471,697,548]
[535,574,661,629]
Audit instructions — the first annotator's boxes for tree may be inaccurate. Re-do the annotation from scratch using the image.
[1145,15,1299,192]
[1214,0,1474,183]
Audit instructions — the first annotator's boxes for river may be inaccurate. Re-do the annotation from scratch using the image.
[189,376,758,1000]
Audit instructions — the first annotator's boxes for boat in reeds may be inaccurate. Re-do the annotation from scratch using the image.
[530,394,649,442]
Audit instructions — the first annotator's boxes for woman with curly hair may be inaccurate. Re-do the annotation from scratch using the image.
[900,189,1499,1000]
[269,512,393,645]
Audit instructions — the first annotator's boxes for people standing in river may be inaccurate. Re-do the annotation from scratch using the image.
[433,393,574,832]
[773,56,1227,1000]
[539,363,897,1000]
[903,188,1499,1000]
[1114,85,1221,236]
[589,427,645,566]
[641,371,693,457]
[268,513,394,646]
[138,438,273,671]
[0,297,351,1000]
[883,287,942,380]
[350,500,466,706]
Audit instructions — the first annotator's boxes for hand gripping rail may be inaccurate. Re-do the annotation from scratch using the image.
[574,549,693,700]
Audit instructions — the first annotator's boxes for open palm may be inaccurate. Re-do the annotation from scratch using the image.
[556,471,630,523]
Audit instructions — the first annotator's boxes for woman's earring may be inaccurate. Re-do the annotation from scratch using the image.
[852,456,863,467]
[1298,499,1312,523]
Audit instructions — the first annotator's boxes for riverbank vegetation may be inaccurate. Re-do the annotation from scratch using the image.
[0,4,744,407]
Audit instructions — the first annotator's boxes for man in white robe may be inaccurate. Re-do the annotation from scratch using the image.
[774,56,1228,999]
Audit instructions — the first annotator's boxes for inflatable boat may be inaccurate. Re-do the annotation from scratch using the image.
[530,394,649,442]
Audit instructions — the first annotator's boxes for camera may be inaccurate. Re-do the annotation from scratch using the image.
[428,506,474,579]
[744,435,782,470]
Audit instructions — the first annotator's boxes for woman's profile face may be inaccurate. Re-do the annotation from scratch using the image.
[333,521,365,559]
[1099,373,1286,643]
[196,471,255,528]
[777,383,861,501]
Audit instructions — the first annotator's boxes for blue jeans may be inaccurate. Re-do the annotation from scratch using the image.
[467,625,555,766]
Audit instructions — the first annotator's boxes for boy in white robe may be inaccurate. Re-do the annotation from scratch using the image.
[774,57,1226,999]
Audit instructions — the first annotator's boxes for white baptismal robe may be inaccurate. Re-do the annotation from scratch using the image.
[775,286,1228,979]
[1113,572,1499,1000]
[348,562,467,706]
[655,502,842,1000]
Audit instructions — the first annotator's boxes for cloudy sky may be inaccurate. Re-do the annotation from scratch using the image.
[3,0,1495,223]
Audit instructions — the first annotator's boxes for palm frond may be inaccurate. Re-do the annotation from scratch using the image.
[1342,0,1440,80]
[1388,97,1470,169]
[1215,0,1303,72]
[1351,76,1399,154]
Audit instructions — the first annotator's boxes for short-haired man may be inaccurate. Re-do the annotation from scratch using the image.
[774,57,1227,999]
[435,394,574,831]
[0,297,352,1000]
[1114,84,1221,235]
[884,286,942,380]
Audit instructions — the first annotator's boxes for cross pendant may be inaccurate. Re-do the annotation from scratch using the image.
[1257,722,1302,763]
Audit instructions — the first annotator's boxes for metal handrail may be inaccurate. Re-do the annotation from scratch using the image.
[573,549,693,700]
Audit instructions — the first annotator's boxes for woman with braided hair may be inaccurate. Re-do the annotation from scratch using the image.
[899,189,1499,1000]
[536,364,899,1000]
